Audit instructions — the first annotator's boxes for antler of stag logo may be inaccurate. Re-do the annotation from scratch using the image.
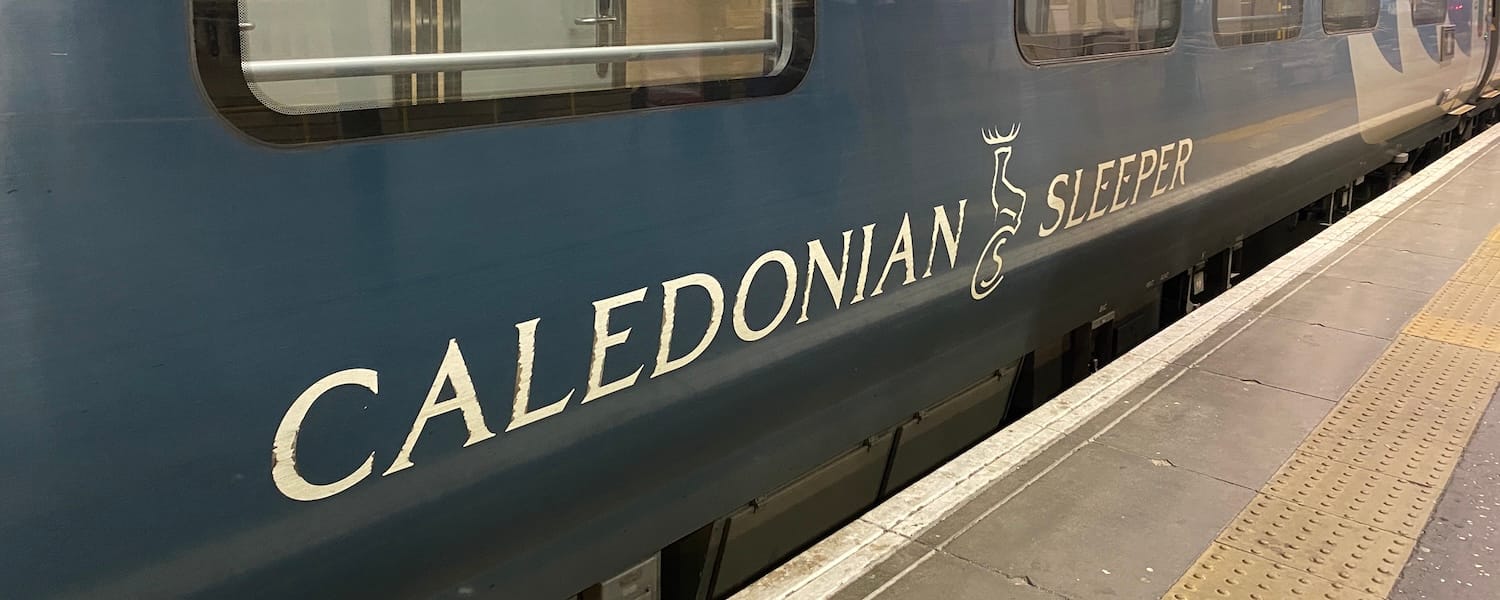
[971,125,1027,301]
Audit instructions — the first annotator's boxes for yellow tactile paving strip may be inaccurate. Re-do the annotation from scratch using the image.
[1300,335,1500,488]
[1165,224,1500,600]
[1406,283,1500,352]
[1451,242,1500,287]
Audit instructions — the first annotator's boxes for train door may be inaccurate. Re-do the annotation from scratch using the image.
[1481,0,1500,96]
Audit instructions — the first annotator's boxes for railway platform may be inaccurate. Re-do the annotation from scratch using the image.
[735,126,1500,600]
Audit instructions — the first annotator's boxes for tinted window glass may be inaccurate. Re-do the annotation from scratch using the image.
[1017,0,1181,63]
[1323,0,1380,32]
[1411,0,1447,25]
[192,0,813,143]
[1215,0,1303,46]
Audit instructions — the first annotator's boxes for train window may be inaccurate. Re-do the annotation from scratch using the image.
[1016,0,1181,63]
[191,0,813,144]
[1411,0,1447,25]
[1322,0,1380,32]
[1214,0,1303,46]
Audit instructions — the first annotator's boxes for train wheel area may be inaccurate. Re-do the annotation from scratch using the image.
[721,123,1500,600]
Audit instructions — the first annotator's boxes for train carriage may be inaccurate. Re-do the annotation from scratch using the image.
[2,0,1498,598]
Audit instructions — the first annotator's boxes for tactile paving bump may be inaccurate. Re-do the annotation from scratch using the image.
[1299,335,1500,485]
[1218,494,1411,596]
[1405,281,1500,352]
[1165,543,1381,600]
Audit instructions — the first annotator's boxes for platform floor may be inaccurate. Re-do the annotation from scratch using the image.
[737,127,1500,600]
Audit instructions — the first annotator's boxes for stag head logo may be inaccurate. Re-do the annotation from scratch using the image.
[971,125,1027,301]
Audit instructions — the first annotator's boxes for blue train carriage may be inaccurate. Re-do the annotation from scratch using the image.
[0,0,1497,598]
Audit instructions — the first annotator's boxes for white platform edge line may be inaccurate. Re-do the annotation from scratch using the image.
[730,125,1500,600]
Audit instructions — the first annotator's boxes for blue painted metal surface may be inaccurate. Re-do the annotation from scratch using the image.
[0,0,1495,598]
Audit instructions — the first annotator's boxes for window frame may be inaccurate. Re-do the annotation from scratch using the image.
[1212,0,1305,47]
[1321,0,1382,34]
[190,0,816,145]
[1013,0,1183,66]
